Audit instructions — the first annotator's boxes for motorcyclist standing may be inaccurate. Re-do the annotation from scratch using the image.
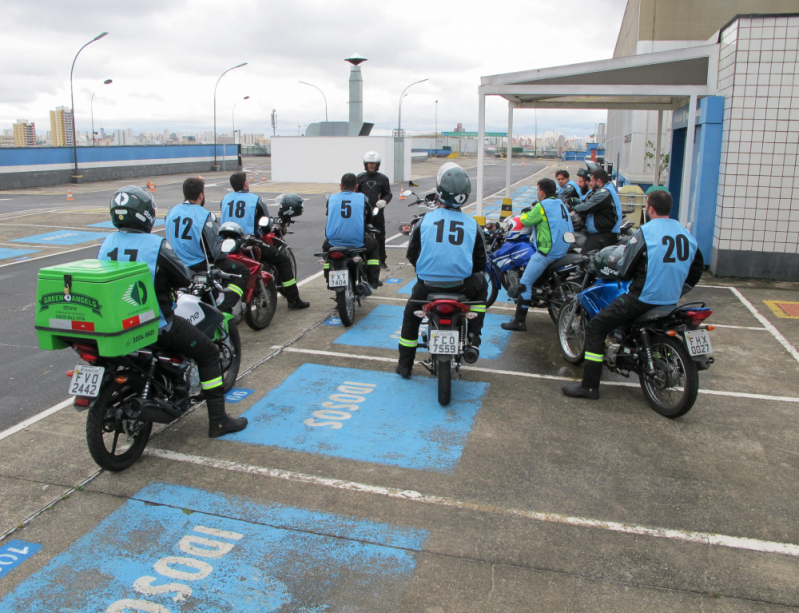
[98,186,247,438]
[220,172,309,309]
[396,163,488,378]
[563,189,704,400]
[164,178,249,313]
[572,168,623,253]
[324,172,382,289]
[501,178,574,332]
[356,151,392,270]
[555,170,581,208]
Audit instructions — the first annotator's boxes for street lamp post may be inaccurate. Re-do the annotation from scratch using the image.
[90,79,112,146]
[298,81,328,122]
[70,32,108,183]
[397,78,428,135]
[232,95,250,145]
[435,100,438,150]
[214,62,247,171]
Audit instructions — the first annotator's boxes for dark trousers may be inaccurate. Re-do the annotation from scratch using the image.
[582,293,653,388]
[583,231,618,253]
[259,243,301,302]
[373,209,387,262]
[322,236,380,285]
[157,316,225,420]
[191,258,249,313]
[398,274,488,365]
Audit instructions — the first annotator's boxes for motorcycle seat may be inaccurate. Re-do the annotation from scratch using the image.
[547,253,583,270]
[427,293,468,303]
[330,247,367,254]
[632,304,677,323]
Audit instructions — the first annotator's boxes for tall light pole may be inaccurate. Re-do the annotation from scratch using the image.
[298,81,328,122]
[70,32,108,182]
[232,95,250,145]
[90,79,112,146]
[435,100,438,149]
[271,109,277,136]
[213,62,247,170]
[397,78,428,135]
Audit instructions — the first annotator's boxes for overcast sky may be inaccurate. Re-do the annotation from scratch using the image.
[0,0,628,139]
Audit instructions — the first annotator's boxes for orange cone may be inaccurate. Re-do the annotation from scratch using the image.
[66,187,73,201]
[399,185,406,200]
[262,173,266,181]
[149,181,156,193]
[521,160,526,166]
[249,173,254,182]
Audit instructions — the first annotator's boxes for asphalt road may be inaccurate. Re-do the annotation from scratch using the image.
[0,159,542,432]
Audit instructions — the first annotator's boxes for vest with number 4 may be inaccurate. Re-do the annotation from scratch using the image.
[165,203,211,266]
[98,231,168,327]
[220,191,259,235]
[540,197,574,259]
[416,208,477,284]
[638,218,697,305]
[326,191,365,248]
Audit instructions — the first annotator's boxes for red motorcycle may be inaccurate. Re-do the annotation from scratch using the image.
[257,213,298,301]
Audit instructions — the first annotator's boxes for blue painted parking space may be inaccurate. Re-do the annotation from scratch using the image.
[0,483,427,612]
[227,363,489,472]
[0,540,41,580]
[224,388,254,403]
[88,219,164,229]
[334,303,511,359]
[383,277,403,284]
[325,316,342,325]
[12,230,107,246]
[0,248,40,261]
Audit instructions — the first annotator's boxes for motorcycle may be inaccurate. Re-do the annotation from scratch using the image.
[259,209,300,301]
[557,256,714,417]
[70,269,242,471]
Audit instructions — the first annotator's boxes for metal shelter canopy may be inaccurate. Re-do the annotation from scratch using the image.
[476,43,720,227]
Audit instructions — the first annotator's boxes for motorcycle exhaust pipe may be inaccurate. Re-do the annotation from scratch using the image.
[124,397,181,424]
[357,281,373,297]
[462,346,480,364]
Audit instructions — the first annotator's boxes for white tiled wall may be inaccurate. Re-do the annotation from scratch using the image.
[714,15,799,257]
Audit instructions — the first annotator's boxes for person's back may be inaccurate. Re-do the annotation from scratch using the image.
[326,191,367,248]
[165,201,212,267]
[414,207,478,285]
[220,190,261,235]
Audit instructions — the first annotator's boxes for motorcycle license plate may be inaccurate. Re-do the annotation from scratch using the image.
[68,365,105,398]
[429,331,459,355]
[685,329,712,356]
[329,270,349,288]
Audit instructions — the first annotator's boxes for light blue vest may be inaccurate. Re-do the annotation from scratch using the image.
[165,203,212,266]
[220,191,260,235]
[416,208,477,285]
[540,197,575,259]
[637,218,698,305]
[606,182,623,233]
[326,191,365,248]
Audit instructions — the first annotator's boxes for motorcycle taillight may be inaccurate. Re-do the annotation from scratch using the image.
[684,309,712,325]
[73,342,99,363]
[329,251,346,260]
[435,303,456,315]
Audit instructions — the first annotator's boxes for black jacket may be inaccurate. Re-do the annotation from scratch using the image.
[406,210,487,276]
[573,187,618,233]
[558,183,581,209]
[356,171,393,207]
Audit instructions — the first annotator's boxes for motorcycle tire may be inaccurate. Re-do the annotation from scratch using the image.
[557,299,586,364]
[86,380,153,472]
[437,357,452,406]
[336,278,356,327]
[548,280,582,325]
[220,321,242,393]
[484,263,500,308]
[244,278,277,330]
[639,334,699,419]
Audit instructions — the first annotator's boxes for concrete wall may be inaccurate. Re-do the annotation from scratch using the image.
[271,136,412,183]
[0,145,239,189]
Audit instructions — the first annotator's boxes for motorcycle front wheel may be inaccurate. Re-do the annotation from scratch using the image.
[484,263,500,308]
[639,335,699,418]
[219,321,242,392]
[437,357,452,406]
[557,300,586,364]
[548,280,581,324]
[244,278,277,330]
[336,277,356,326]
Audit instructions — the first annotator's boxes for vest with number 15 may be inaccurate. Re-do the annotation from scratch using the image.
[415,208,477,284]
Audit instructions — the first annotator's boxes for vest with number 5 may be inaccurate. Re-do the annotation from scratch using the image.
[220,192,259,235]
[638,218,697,305]
[326,191,365,248]
[416,208,477,284]
[164,203,211,266]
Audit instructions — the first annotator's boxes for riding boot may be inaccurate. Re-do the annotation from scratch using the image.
[367,264,383,288]
[396,345,415,379]
[206,391,248,438]
[562,360,602,399]
[284,282,310,309]
[218,288,240,314]
[501,301,529,331]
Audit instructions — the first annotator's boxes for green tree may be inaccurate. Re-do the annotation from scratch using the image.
[644,140,670,184]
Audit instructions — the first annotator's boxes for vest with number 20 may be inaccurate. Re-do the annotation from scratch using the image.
[638,218,697,305]
[415,208,477,284]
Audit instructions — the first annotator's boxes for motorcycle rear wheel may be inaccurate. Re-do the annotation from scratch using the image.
[219,321,241,392]
[557,300,586,364]
[639,335,699,418]
[437,357,452,406]
[336,278,356,327]
[86,381,152,472]
[244,278,277,330]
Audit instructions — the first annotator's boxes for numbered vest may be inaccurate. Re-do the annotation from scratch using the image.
[638,218,697,305]
[606,182,623,233]
[540,197,575,259]
[164,203,211,266]
[98,231,167,327]
[220,191,259,235]
[326,191,365,248]
[416,208,477,284]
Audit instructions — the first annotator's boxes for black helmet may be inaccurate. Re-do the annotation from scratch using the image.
[594,244,626,280]
[110,185,157,233]
[435,162,471,208]
[219,221,245,239]
[275,193,304,217]
[363,151,381,172]
[576,167,590,180]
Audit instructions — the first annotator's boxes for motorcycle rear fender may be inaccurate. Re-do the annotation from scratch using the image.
[436,355,453,363]
[260,270,275,284]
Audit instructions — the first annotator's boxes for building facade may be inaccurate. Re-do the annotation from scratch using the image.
[13,120,35,147]
[49,106,74,147]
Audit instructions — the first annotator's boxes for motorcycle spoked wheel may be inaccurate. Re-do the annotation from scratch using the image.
[484,263,500,308]
[336,276,356,327]
[547,280,582,324]
[244,278,277,330]
[86,379,153,471]
[219,321,242,392]
[557,300,586,364]
[639,335,699,418]
[436,357,452,406]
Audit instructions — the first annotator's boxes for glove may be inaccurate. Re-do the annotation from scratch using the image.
[376,199,387,209]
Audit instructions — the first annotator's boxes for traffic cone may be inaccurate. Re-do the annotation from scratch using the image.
[262,173,266,181]
[521,159,526,166]
[249,173,254,182]
[399,185,406,200]
[149,181,156,193]
[66,187,73,201]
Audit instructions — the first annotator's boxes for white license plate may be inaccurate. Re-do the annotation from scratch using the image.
[329,270,349,288]
[685,329,712,356]
[429,330,459,355]
[68,365,105,398]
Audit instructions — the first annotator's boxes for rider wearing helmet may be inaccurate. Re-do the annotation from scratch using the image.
[164,177,249,313]
[563,189,704,400]
[572,168,624,253]
[356,151,392,270]
[396,162,488,379]
[220,172,309,309]
[501,178,575,332]
[98,186,247,438]
[555,170,582,209]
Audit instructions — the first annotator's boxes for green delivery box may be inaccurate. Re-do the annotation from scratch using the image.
[35,259,161,356]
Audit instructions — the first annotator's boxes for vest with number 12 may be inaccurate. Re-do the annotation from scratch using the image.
[165,203,212,266]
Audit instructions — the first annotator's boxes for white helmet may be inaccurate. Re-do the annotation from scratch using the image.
[363,151,381,172]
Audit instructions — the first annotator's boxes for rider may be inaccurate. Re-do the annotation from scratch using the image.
[164,177,249,313]
[356,151,392,270]
[501,178,575,332]
[324,172,382,289]
[220,172,309,309]
[98,186,248,438]
[575,168,591,201]
[572,168,623,253]
[555,170,581,208]
[562,189,704,400]
[396,162,488,379]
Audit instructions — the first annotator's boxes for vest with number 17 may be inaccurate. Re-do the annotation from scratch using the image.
[220,191,260,235]
[415,208,477,284]
[638,218,697,305]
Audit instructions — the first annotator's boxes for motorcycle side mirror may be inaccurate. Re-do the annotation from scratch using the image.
[324,192,332,202]
[373,207,379,217]
[221,238,236,254]
[563,232,576,244]
[398,223,412,236]
[209,212,218,223]
[258,217,270,228]
[402,190,414,197]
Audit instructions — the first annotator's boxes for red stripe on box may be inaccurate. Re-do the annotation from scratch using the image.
[71,321,95,332]
[122,315,141,330]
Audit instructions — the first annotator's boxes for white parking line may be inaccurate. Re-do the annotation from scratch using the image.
[146,448,799,559]
[0,397,74,442]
